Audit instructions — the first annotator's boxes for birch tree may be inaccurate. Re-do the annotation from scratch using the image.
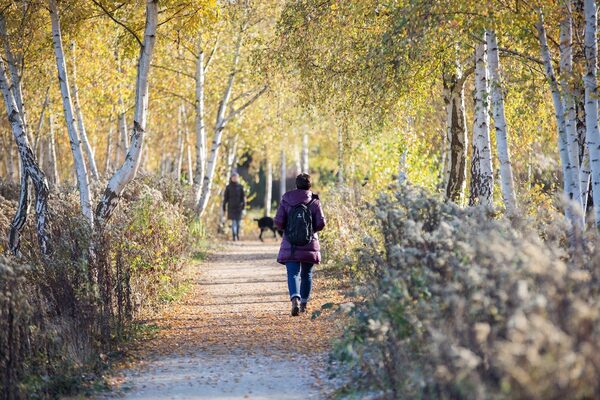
[486,30,517,210]
[196,30,242,216]
[105,119,114,174]
[71,41,99,181]
[49,0,93,224]
[96,0,158,225]
[294,143,301,176]
[443,63,469,203]
[536,11,584,229]
[0,15,28,140]
[469,40,494,207]
[175,103,185,181]
[193,33,218,199]
[559,4,581,199]
[264,159,273,216]
[47,114,59,186]
[583,0,600,229]
[196,25,267,216]
[301,131,309,173]
[280,148,286,198]
[0,49,49,255]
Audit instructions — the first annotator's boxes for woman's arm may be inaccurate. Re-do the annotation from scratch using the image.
[313,199,326,232]
[274,199,287,230]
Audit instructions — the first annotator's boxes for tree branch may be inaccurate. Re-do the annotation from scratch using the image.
[155,86,195,107]
[223,85,268,125]
[91,0,143,47]
[151,63,195,80]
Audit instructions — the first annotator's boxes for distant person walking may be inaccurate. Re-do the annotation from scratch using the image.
[274,173,326,316]
[223,172,246,241]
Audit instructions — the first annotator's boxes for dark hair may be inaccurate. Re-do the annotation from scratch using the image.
[296,173,311,190]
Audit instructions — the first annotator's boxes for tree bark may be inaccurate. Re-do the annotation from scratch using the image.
[70,41,99,181]
[49,0,93,224]
[280,148,286,199]
[47,113,59,186]
[0,15,29,142]
[486,30,517,210]
[196,29,243,216]
[105,119,114,175]
[583,0,600,229]
[33,88,50,156]
[225,134,239,184]
[96,0,158,225]
[294,143,302,177]
[575,82,591,213]
[175,103,184,182]
[118,95,128,163]
[442,63,469,203]
[0,53,49,255]
[469,40,494,207]
[184,109,193,184]
[194,34,207,200]
[537,11,583,228]
[301,131,309,173]
[264,159,272,217]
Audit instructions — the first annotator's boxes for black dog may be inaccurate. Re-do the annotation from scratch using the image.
[254,216,283,241]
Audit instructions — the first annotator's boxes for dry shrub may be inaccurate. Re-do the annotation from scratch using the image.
[333,184,600,400]
[320,184,383,280]
[0,176,200,399]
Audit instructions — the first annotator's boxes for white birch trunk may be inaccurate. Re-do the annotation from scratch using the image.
[96,0,158,225]
[580,148,591,211]
[0,53,49,254]
[583,0,600,229]
[185,120,193,184]
[49,0,93,224]
[194,34,207,200]
[264,159,272,216]
[442,65,469,203]
[280,149,286,198]
[560,5,582,177]
[118,95,128,163]
[294,143,302,176]
[536,12,582,227]
[71,41,99,181]
[440,122,449,189]
[301,131,309,173]
[0,15,29,142]
[469,40,494,207]
[196,31,242,216]
[225,135,239,183]
[47,113,59,185]
[33,89,50,155]
[7,137,15,183]
[175,103,184,182]
[486,30,517,210]
[105,120,114,175]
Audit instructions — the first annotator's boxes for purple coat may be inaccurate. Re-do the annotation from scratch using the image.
[274,189,326,265]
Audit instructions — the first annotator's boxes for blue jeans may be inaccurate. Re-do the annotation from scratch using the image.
[286,262,314,303]
[231,219,241,238]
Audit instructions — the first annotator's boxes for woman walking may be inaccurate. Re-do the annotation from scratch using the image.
[274,173,326,316]
[222,172,246,241]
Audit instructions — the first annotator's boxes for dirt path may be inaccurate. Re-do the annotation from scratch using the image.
[102,241,342,399]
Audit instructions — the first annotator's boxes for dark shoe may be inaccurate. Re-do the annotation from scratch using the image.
[300,302,307,313]
[291,298,300,316]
